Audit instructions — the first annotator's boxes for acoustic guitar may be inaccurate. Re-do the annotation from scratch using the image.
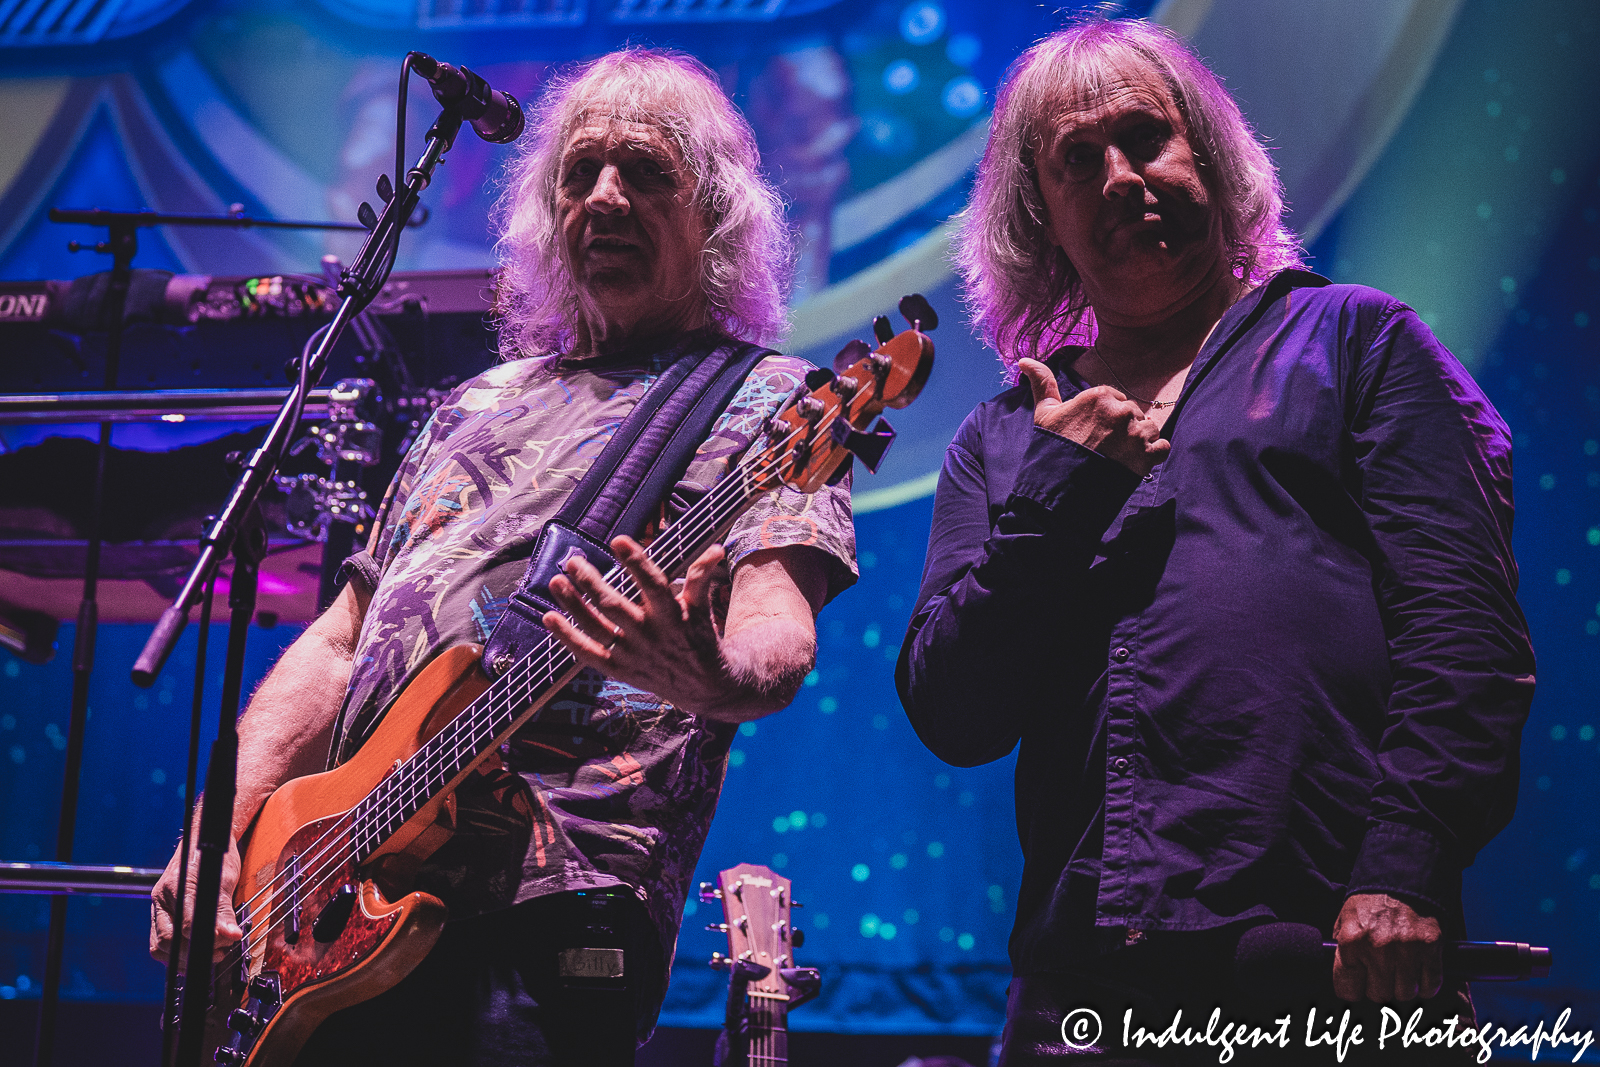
[704,863,820,1067]
[202,299,936,1064]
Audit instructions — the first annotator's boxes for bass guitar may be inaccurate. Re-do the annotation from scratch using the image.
[203,297,936,1064]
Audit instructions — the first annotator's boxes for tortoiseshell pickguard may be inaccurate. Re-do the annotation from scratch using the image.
[243,816,395,992]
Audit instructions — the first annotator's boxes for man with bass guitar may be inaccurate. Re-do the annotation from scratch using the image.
[150,48,858,1064]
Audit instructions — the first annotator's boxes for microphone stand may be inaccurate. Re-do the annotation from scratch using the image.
[30,212,136,1067]
[130,101,468,1067]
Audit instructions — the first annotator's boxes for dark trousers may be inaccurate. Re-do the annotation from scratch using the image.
[293,889,663,1067]
[999,930,1478,1066]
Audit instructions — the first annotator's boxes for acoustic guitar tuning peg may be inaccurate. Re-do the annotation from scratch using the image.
[698,881,723,902]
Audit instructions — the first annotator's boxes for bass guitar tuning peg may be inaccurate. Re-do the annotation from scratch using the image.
[376,173,395,203]
[898,293,938,332]
[833,339,870,373]
[830,417,896,474]
[357,202,379,231]
[804,366,836,391]
[872,315,894,346]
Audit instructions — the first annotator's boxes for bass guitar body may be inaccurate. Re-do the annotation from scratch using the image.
[210,645,490,1066]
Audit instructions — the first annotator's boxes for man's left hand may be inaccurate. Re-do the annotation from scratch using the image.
[544,535,733,713]
[1332,892,1443,1003]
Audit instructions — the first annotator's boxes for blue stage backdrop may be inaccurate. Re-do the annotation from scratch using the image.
[1,0,1598,1040]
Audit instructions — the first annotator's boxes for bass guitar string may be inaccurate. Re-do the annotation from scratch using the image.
[323,385,854,852]
[206,386,863,983]
[281,434,781,905]
[244,420,782,910]
[218,333,918,987]
[363,371,871,828]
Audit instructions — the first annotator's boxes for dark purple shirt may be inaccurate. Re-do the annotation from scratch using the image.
[896,271,1535,974]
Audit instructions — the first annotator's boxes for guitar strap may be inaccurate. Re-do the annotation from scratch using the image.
[480,333,774,679]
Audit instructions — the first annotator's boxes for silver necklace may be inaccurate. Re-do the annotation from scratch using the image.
[1090,348,1178,410]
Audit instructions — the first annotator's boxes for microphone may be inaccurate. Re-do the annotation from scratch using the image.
[409,53,524,144]
[1235,922,1551,998]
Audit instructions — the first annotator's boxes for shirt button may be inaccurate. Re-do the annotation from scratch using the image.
[1114,647,1130,662]
[1113,757,1130,773]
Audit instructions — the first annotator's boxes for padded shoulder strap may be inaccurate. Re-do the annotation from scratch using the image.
[556,335,773,543]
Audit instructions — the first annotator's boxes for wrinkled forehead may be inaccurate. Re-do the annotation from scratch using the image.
[1035,47,1183,135]
[561,114,680,161]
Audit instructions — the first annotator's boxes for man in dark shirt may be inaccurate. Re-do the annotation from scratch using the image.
[897,19,1533,1064]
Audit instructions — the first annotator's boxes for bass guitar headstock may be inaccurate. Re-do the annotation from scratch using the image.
[750,294,937,494]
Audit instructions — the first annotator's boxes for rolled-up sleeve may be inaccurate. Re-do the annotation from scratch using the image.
[1345,305,1536,913]
[897,410,1140,767]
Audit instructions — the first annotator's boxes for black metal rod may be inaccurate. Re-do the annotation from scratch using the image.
[158,97,465,1067]
[161,573,215,1067]
[47,207,405,232]
[173,511,262,1067]
[132,104,461,690]
[33,217,137,1067]
[0,388,336,424]
[0,863,161,896]
[129,301,356,688]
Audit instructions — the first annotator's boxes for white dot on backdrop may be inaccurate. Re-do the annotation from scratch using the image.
[884,60,920,95]
[899,1,946,44]
[942,76,984,117]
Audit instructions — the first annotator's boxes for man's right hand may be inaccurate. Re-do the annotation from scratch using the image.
[150,834,244,965]
[1018,357,1169,476]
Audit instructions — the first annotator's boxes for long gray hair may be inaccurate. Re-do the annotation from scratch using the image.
[493,48,794,357]
[954,18,1303,372]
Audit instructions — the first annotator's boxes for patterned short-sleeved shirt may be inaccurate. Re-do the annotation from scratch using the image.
[334,330,856,992]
